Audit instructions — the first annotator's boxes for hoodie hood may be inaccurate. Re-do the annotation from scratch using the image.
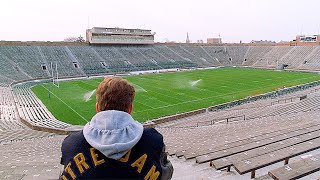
[83,110,143,160]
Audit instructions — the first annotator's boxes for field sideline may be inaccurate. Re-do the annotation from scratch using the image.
[32,68,320,125]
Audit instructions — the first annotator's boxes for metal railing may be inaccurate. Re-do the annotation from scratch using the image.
[196,115,246,127]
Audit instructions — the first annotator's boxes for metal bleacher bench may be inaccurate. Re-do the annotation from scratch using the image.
[233,137,320,178]
[268,153,320,180]
[193,121,320,178]
[196,122,320,163]
[210,125,320,170]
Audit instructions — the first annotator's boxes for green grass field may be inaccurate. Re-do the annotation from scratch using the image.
[32,68,320,125]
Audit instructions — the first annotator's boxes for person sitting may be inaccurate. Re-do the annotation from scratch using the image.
[60,77,173,179]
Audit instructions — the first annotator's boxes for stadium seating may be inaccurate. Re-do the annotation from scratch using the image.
[202,46,229,65]
[13,83,71,130]
[225,46,249,65]
[242,46,273,66]
[0,44,319,179]
[182,46,218,67]
[299,46,320,70]
[0,50,30,82]
[0,45,319,80]
[161,46,198,67]
[92,46,137,72]
[0,85,25,131]
[268,153,320,180]
[152,46,194,68]
[166,46,201,66]
[278,46,316,69]
[117,46,162,70]
[136,46,181,69]
[0,75,14,85]
[0,46,50,79]
[68,46,109,75]
[39,46,85,77]
[255,46,293,67]
[157,86,320,179]
[0,135,65,179]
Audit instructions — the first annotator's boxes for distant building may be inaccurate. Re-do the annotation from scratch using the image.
[207,38,222,44]
[196,40,204,43]
[86,27,155,45]
[293,35,320,46]
[278,40,290,43]
[186,32,190,43]
[250,40,276,44]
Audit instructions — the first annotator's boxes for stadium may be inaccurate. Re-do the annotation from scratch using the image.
[1,0,320,178]
[0,26,320,179]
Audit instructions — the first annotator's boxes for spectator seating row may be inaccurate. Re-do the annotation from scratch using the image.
[0,83,67,179]
[68,46,109,75]
[182,46,217,67]
[158,86,320,179]
[299,46,320,70]
[242,46,273,66]
[0,46,49,79]
[279,46,316,69]
[39,46,85,77]
[137,46,181,69]
[0,50,30,82]
[268,152,320,180]
[92,46,137,72]
[225,46,249,65]
[0,85,25,131]
[202,46,229,65]
[117,46,161,70]
[0,135,65,179]
[255,46,293,67]
[12,83,71,130]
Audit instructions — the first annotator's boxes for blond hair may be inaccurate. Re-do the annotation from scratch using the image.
[96,77,135,112]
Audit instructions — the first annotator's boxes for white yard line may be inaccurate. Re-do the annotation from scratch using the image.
[137,82,199,101]
[41,85,89,123]
[79,80,100,88]
[138,94,171,106]
[131,83,148,92]
[135,78,315,113]
[134,101,156,109]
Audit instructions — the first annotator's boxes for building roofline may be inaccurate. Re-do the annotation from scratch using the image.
[91,27,152,31]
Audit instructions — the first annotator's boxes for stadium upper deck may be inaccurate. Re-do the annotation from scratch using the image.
[86,27,155,45]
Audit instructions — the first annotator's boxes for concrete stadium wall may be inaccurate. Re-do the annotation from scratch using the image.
[145,108,207,127]
[19,117,71,135]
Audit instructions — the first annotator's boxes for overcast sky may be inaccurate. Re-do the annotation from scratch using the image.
[0,0,319,43]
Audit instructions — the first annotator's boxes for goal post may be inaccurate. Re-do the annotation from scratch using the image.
[51,62,59,88]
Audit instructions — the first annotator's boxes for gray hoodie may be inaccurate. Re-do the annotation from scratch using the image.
[83,110,143,160]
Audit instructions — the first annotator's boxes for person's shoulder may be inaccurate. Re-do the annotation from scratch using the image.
[143,128,163,140]
[139,128,164,150]
[61,130,86,151]
[63,130,83,142]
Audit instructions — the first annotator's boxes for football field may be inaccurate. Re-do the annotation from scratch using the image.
[32,68,320,125]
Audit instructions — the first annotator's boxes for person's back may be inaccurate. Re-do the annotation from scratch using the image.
[60,77,173,179]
